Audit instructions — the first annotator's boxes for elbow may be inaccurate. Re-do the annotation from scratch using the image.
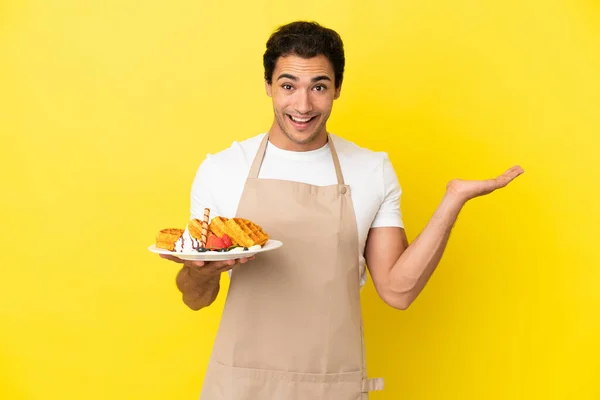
[380,289,415,310]
[182,295,209,311]
[384,294,413,310]
[391,300,411,310]
[377,278,420,310]
[186,303,204,311]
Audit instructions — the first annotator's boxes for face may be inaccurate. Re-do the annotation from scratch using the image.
[266,54,341,149]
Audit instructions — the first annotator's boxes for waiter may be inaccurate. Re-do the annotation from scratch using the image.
[161,21,524,399]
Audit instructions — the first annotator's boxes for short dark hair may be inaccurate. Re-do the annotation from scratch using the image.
[263,21,345,88]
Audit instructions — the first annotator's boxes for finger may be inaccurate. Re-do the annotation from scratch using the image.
[215,259,237,268]
[204,262,235,274]
[510,165,525,177]
[237,254,257,263]
[503,165,524,178]
[217,256,256,270]
[199,256,256,272]
[159,254,184,263]
[495,166,524,187]
[185,260,206,268]
[200,259,235,272]
[218,264,236,272]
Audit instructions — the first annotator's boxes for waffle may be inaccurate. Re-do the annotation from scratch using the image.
[188,209,210,246]
[156,228,184,251]
[209,216,268,248]
[187,218,204,241]
[208,216,230,241]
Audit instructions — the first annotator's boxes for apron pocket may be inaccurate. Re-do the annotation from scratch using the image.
[201,360,364,400]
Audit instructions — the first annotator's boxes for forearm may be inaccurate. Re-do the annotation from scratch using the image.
[389,192,465,303]
[175,267,221,310]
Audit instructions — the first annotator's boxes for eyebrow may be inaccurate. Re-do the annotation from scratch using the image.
[276,74,332,83]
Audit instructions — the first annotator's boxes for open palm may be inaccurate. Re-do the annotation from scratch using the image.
[447,165,525,202]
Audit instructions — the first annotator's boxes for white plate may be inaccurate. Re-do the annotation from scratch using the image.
[148,240,283,261]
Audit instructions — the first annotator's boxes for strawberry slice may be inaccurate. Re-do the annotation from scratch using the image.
[221,234,233,248]
[206,233,226,250]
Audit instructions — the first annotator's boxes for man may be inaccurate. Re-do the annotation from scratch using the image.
[161,21,524,399]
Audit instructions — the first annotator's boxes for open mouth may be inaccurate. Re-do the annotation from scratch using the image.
[287,114,317,129]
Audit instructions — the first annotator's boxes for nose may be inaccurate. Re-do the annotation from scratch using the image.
[294,89,313,114]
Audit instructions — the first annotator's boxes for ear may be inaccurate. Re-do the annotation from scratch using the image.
[334,83,342,100]
[265,80,273,97]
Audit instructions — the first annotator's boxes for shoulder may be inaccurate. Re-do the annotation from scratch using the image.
[330,134,400,201]
[204,133,265,168]
[192,132,265,188]
[330,134,391,171]
[191,133,265,218]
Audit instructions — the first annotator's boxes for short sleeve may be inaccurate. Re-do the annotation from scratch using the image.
[370,154,404,228]
[190,155,222,221]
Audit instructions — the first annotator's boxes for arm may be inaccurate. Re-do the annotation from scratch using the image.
[366,166,524,310]
[160,155,254,310]
[365,192,462,310]
[176,261,223,311]
[164,256,253,310]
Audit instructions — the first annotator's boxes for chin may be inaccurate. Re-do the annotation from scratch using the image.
[285,126,324,144]
[288,132,319,144]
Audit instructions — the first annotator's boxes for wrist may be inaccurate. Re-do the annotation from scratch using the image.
[441,189,467,212]
[188,266,220,281]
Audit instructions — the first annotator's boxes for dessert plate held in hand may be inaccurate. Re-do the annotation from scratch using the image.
[148,239,283,261]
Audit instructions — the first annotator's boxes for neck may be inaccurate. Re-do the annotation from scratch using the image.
[267,120,328,152]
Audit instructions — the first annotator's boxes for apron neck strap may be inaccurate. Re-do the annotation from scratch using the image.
[248,133,345,185]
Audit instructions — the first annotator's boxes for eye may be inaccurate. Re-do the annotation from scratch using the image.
[282,84,293,90]
[313,84,327,92]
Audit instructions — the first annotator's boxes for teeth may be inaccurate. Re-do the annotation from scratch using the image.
[290,115,312,123]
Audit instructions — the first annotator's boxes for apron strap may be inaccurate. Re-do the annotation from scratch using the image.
[248,133,270,179]
[328,134,345,186]
[362,378,384,392]
[248,133,345,185]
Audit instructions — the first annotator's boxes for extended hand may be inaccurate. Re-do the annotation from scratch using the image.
[159,254,255,277]
[446,165,524,203]
[159,254,256,310]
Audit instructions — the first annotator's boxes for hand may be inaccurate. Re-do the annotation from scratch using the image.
[159,254,256,278]
[446,165,525,203]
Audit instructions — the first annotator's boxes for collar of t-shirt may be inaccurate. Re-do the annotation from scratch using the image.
[265,139,332,162]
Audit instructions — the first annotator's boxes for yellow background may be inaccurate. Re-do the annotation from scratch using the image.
[1,0,599,399]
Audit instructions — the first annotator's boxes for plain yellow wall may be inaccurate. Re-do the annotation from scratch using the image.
[1,0,599,399]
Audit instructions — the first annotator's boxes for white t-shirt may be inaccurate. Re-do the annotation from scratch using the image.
[190,133,404,287]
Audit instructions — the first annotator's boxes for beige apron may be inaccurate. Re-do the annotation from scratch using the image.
[200,134,384,400]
